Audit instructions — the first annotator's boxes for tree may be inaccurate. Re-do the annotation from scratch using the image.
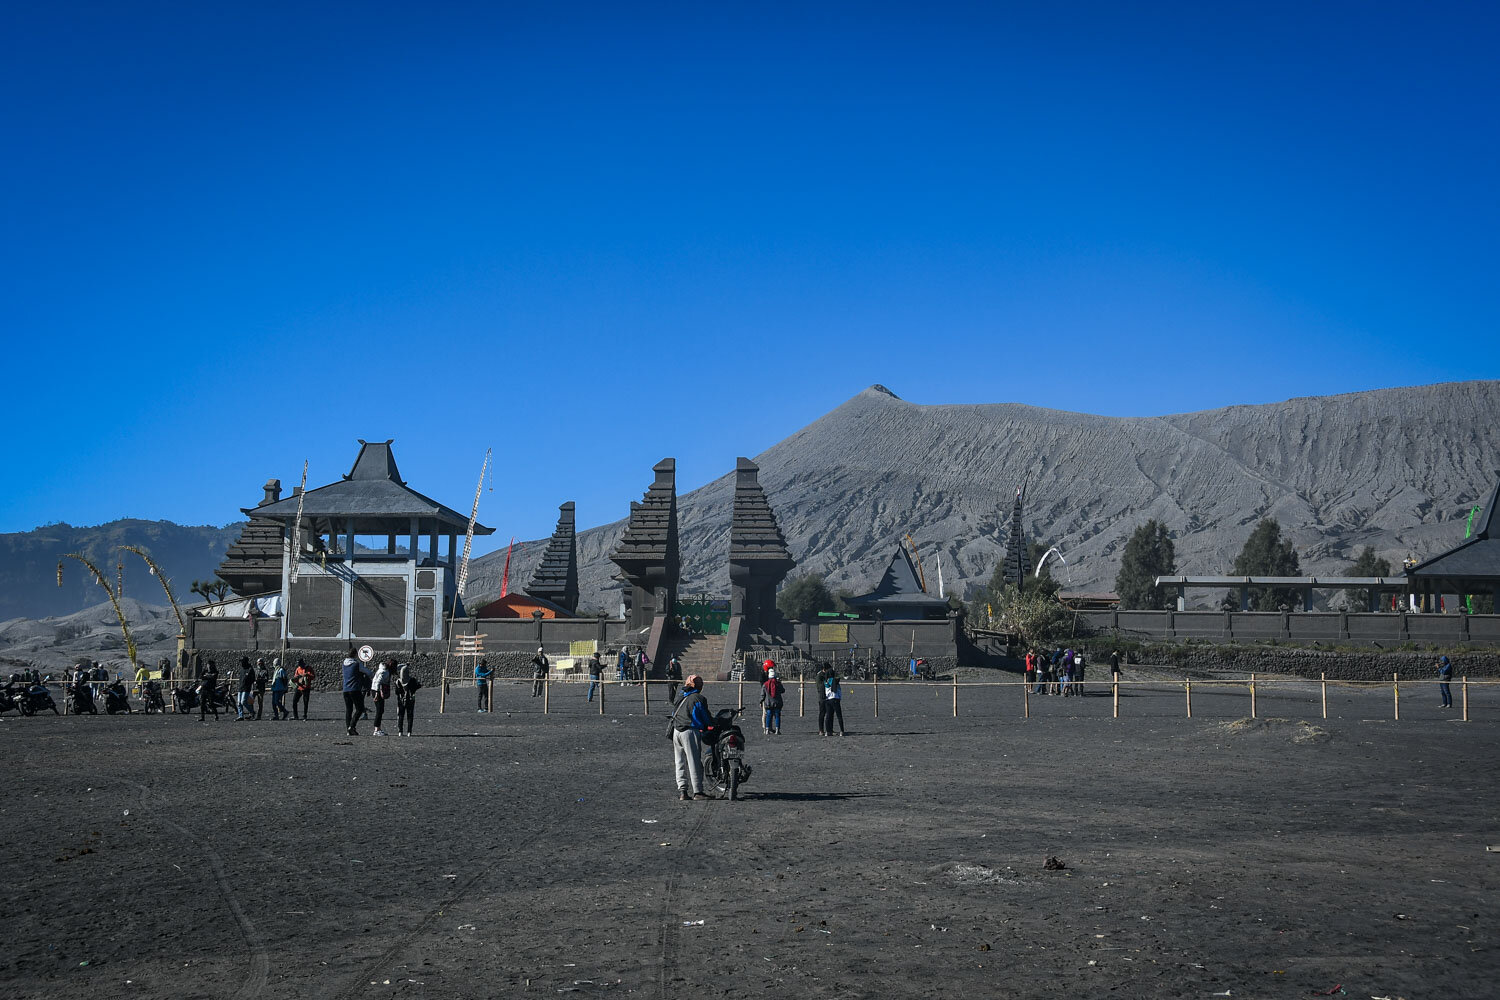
[989,584,1078,648]
[1114,520,1177,609]
[776,574,836,622]
[1230,519,1302,611]
[1342,545,1392,611]
[191,577,231,604]
[967,540,1061,628]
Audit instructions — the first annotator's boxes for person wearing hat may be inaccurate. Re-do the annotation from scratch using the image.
[1437,654,1454,708]
[530,647,549,698]
[759,661,784,735]
[669,674,712,800]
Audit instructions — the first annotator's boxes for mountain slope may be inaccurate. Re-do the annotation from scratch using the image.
[468,381,1500,608]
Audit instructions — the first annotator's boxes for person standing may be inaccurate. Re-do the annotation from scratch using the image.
[292,658,315,720]
[666,653,683,703]
[586,651,603,702]
[637,648,652,684]
[395,663,422,736]
[475,659,494,712]
[270,659,289,720]
[1437,655,1454,708]
[1073,650,1086,694]
[616,646,630,685]
[370,658,392,735]
[1109,648,1122,685]
[1024,649,1036,691]
[669,674,712,800]
[816,661,834,736]
[342,647,369,736]
[236,657,256,720]
[760,663,784,735]
[198,659,219,720]
[253,657,269,719]
[530,647,549,698]
[822,670,845,736]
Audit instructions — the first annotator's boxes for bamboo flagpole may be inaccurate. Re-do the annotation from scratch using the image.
[280,460,308,670]
[443,449,491,685]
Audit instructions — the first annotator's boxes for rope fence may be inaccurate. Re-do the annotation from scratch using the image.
[434,671,1498,723]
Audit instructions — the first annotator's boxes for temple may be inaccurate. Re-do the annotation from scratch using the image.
[239,440,492,642]
[609,459,680,656]
[1001,485,1026,591]
[1406,473,1500,609]
[845,543,951,620]
[216,479,289,597]
[525,502,580,614]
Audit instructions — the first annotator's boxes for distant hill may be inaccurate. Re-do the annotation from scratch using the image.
[468,380,1500,610]
[0,520,244,621]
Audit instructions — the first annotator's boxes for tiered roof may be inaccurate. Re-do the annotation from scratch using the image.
[610,459,680,578]
[729,458,794,574]
[847,544,949,613]
[217,479,286,597]
[1407,474,1500,586]
[525,502,579,614]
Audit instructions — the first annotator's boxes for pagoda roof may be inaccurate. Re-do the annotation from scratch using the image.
[846,545,949,609]
[244,440,493,534]
[525,501,579,613]
[1406,474,1500,584]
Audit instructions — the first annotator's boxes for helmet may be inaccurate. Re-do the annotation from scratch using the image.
[762,659,775,669]
[685,674,702,690]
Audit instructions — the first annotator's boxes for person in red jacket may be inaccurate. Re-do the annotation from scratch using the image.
[760,661,784,735]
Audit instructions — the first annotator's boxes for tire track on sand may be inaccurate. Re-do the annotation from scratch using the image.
[658,801,718,999]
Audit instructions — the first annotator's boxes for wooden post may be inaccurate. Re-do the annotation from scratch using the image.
[1320,672,1327,720]
[799,672,805,717]
[1249,673,1257,719]
[952,671,958,718]
[1462,675,1469,721]
[599,676,605,715]
[1112,678,1119,718]
[642,677,650,715]
[543,675,550,715]
[873,672,879,718]
[1185,679,1192,718]
[1023,680,1030,719]
[487,676,493,713]
[440,672,447,714]
[738,679,744,710]
[1393,671,1399,722]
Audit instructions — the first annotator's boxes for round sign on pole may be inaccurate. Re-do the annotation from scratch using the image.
[358,644,375,663]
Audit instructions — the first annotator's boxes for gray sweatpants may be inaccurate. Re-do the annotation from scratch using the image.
[672,728,703,794]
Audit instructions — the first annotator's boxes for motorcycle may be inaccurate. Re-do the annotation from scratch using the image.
[69,683,99,715]
[0,684,20,714]
[139,680,166,714]
[173,682,231,715]
[701,707,752,801]
[19,681,60,716]
[104,681,133,715]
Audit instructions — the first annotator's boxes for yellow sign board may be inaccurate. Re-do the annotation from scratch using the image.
[569,639,598,656]
[817,623,849,643]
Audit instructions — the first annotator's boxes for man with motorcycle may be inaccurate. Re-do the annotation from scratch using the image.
[669,674,712,801]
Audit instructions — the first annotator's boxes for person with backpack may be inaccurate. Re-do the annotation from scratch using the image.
[668,674,712,800]
[586,651,604,702]
[292,658,315,720]
[395,663,422,736]
[475,659,494,712]
[531,647,549,698]
[269,659,289,720]
[236,658,256,720]
[1437,655,1454,708]
[370,658,392,735]
[341,647,369,736]
[822,670,845,737]
[760,662,784,735]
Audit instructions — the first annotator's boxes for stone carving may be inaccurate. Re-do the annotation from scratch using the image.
[609,459,680,633]
[524,502,579,615]
[728,458,794,639]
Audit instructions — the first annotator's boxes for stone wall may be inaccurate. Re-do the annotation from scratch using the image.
[1073,641,1500,681]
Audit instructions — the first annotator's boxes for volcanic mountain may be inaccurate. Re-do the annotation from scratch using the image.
[466,380,1500,610]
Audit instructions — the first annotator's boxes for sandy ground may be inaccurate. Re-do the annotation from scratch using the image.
[1,676,1496,999]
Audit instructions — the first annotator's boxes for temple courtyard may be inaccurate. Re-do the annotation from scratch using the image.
[1,678,1496,999]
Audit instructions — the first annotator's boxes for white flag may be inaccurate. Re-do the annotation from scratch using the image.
[937,553,945,599]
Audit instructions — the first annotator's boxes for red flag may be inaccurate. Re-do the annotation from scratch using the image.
[500,537,514,597]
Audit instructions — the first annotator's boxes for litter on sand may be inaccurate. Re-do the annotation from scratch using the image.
[683,920,705,926]
[642,819,659,823]
[1044,856,1067,871]
[1310,987,1345,997]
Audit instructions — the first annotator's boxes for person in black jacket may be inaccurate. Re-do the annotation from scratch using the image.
[199,660,219,720]
[395,663,422,736]
[236,657,256,720]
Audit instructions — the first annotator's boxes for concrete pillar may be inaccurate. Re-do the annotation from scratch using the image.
[1303,586,1313,612]
[1239,587,1249,612]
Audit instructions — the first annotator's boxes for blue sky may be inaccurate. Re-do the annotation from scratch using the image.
[3,2,1496,551]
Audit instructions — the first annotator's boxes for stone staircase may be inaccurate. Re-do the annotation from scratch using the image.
[658,632,728,680]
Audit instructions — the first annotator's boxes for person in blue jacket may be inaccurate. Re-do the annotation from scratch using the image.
[475,659,494,712]
[341,648,370,736]
[669,675,712,800]
[1437,655,1454,708]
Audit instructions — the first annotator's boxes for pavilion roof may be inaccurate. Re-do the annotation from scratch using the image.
[244,440,492,534]
[1406,473,1500,585]
[846,545,949,609]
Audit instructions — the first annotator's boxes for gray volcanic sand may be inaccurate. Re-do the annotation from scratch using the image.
[1,677,1496,999]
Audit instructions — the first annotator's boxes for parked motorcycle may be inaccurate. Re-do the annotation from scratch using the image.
[0,683,20,714]
[172,682,231,715]
[701,707,752,801]
[139,680,166,714]
[69,682,99,715]
[18,681,60,716]
[104,681,133,715]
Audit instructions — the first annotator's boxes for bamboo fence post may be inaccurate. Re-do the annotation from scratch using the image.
[1112,678,1119,718]
[598,675,605,715]
[1185,679,1192,718]
[1462,676,1469,721]
[488,676,493,712]
[738,678,744,710]
[642,677,650,715]
[873,672,879,718]
[1320,672,1327,720]
[1393,671,1399,721]
[440,672,447,714]
[1023,680,1029,719]
[952,671,958,718]
[1250,673,1257,719]
[799,672,805,717]
[543,675,550,715]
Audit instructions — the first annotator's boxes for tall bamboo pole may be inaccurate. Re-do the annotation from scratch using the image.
[58,553,138,668]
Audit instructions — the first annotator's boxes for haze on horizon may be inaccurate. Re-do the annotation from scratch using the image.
[3,3,1496,554]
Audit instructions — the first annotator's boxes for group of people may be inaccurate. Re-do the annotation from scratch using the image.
[192,656,317,721]
[341,648,422,736]
[474,646,679,708]
[754,659,845,736]
[1024,647,1089,696]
